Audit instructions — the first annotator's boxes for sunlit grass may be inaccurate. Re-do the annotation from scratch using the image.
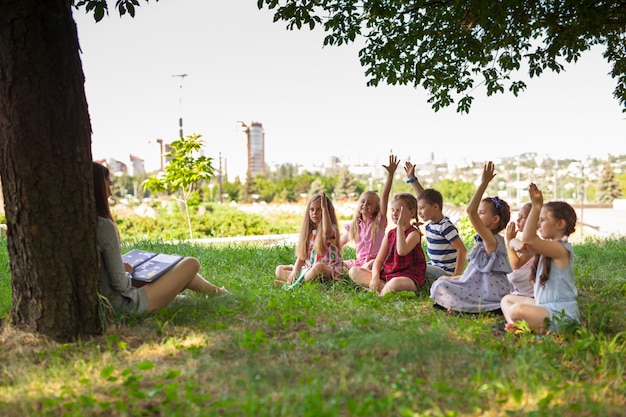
[1,236,625,416]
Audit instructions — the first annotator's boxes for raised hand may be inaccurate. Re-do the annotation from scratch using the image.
[383,154,399,175]
[528,183,543,207]
[321,192,328,211]
[481,161,496,184]
[404,161,416,179]
[397,205,407,225]
[505,221,517,242]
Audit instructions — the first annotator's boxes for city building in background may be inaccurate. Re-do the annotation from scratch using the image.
[129,154,146,176]
[234,121,266,182]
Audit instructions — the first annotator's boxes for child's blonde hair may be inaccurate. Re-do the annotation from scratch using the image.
[296,194,342,261]
[349,191,382,243]
[393,193,420,227]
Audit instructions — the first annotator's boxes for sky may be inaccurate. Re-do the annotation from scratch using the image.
[74,0,626,174]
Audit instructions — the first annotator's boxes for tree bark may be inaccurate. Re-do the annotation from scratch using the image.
[0,0,101,340]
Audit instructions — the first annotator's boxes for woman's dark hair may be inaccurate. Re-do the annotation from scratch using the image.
[92,162,112,220]
[530,201,577,287]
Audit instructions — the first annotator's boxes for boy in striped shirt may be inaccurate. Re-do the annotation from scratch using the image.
[405,162,467,281]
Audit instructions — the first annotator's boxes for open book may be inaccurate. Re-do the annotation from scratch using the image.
[122,249,184,283]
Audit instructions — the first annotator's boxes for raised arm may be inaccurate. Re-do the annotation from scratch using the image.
[380,155,399,219]
[340,225,350,246]
[320,192,336,239]
[522,183,569,266]
[467,161,498,254]
[522,184,542,244]
[404,161,425,196]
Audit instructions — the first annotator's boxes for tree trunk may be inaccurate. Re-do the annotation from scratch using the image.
[0,0,101,340]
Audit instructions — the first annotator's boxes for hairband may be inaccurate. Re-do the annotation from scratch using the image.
[491,196,503,209]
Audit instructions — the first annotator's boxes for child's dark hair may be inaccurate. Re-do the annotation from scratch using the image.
[418,188,443,208]
[482,196,510,233]
[531,201,577,287]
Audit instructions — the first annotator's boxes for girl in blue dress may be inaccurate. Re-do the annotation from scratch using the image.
[430,161,512,313]
[500,183,579,333]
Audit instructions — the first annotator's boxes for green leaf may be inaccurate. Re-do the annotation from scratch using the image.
[137,361,155,371]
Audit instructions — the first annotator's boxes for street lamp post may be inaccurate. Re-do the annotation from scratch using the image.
[218,152,223,204]
[172,74,187,139]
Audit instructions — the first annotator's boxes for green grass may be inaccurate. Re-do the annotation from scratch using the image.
[1,236,625,416]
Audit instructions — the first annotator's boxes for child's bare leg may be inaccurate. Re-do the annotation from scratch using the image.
[380,277,416,296]
[304,263,332,282]
[509,303,550,333]
[349,266,373,289]
[501,294,533,324]
[275,265,293,282]
[274,265,297,286]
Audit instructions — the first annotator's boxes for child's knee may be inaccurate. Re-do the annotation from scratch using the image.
[509,303,526,321]
[348,266,359,280]
[306,263,331,281]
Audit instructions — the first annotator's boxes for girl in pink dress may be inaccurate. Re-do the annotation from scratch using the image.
[342,154,398,270]
[275,192,344,287]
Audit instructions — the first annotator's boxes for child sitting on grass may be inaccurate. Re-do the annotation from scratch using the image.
[349,193,426,296]
[404,161,467,281]
[341,154,398,269]
[275,192,344,287]
[430,161,512,314]
[500,184,579,334]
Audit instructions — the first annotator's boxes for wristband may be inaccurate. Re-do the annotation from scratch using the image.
[407,177,418,184]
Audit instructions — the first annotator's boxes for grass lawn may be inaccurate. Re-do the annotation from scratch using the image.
[1,236,625,416]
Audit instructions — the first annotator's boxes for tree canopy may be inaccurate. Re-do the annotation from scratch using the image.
[256,0,626,113]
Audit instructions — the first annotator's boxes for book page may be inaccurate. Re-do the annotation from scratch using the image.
[122,249,157,268]
[131,254,183,282]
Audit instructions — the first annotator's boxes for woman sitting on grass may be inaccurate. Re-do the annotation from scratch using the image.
[93,162,226,315]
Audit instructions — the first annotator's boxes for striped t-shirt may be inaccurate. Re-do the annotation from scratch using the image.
[424,216,462,273]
